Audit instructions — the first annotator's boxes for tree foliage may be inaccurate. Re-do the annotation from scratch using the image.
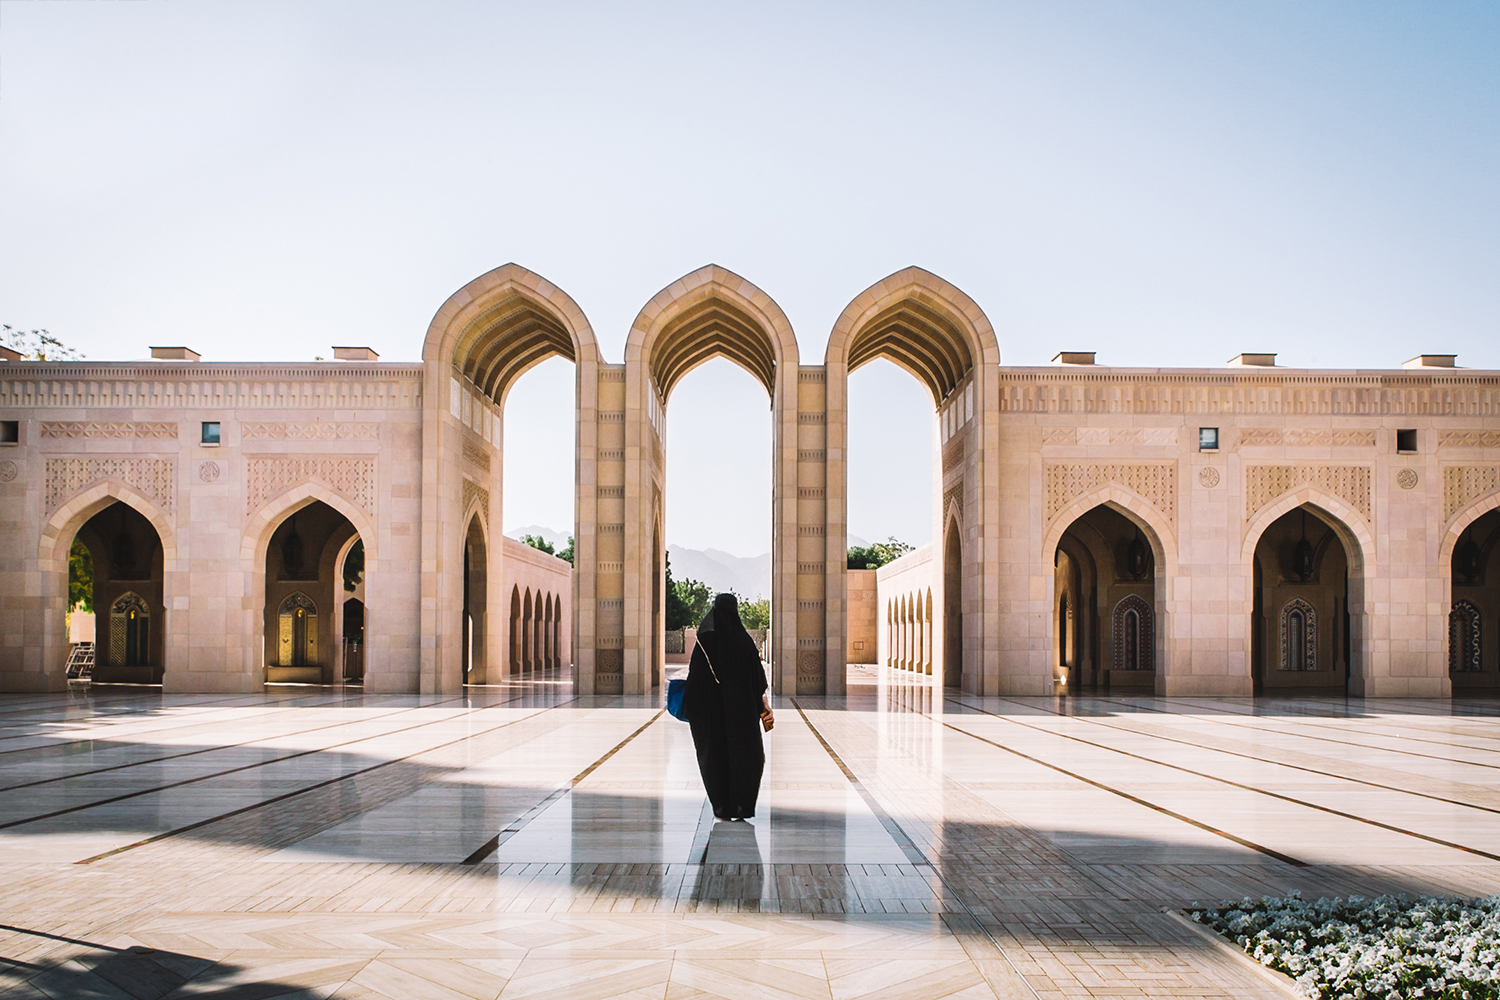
[847,536,915,570]
[664,553,711,630]
[733,594,771,631]
[69,538,94,613]
[343,539,365,592]
[520,534,556,556]
[3,325,84,361]
[556,536,574,565]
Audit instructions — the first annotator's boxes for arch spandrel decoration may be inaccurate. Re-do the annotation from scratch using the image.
[1279,597,1317,672]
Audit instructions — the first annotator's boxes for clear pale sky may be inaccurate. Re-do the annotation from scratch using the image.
[4,2,1498,556]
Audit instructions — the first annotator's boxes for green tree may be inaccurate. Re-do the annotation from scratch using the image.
[847,536,914,570]
[734,594,771,631]
[521,533,556,556]
[69,538,94,613]
[343,539,365,592]
[556,536,574,565]
[2,326,84,361]
[664,553,711,630]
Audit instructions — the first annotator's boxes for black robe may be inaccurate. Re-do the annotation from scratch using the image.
[684,594,767,820]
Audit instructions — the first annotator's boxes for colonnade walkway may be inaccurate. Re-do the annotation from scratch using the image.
[2,677,1499,999]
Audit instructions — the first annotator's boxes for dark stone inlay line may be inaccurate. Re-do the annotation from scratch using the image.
[949,696,1500,864]
[74,697,580,865]
[992,695,1500,817]
[0,692,490,791]
[929,700,1308,867]
[1101,694,1500,769]
[790,699,1043,1000]
[460,708,666,865]
[5,695,489,833]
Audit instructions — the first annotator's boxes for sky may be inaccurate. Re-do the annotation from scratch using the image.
[4,1,1498,555]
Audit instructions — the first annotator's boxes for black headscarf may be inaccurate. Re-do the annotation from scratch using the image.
[693,593,766,711]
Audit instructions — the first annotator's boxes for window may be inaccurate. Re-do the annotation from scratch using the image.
[201,421,221,445]
[0,420,17,444]
[1198,427,1219,451]
[1397,428,1417,453]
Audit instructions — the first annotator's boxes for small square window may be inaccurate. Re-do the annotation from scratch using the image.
[1199,427,1220,451]
[0,420,17,445]
[1397,429,1417,453]
[201,421,221,445]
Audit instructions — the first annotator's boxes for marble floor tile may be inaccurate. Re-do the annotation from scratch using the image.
[2,679,1498,998]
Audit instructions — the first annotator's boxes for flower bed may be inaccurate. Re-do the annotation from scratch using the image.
[1190,892,1500,999]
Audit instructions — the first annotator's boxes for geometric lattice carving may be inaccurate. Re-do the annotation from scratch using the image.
[1440,430,1500,449]
[943,482,963,519]
[1449,599,1482,673]
[1444,466,1500,521]
[45,458,175,513]
[1111,594,1154,672]
[1046,464,1176,524]
[1245,466,1371,523]
[1279,597,1317,671]
[462,478,490,524]
[1241,429,1376,448]
[40,421,178,439]
[245,458,375,516]
[241,422,379,441]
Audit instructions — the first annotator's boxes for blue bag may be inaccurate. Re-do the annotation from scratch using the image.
[666,677,688,721]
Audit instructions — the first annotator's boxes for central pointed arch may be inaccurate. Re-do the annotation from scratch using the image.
[619,265,800,696]
[824,267,1000,694]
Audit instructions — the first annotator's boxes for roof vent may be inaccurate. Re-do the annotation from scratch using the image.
[1403,354,1456,369]
[150,346,201,362]
[332,346,380,361]
[1228,353,1277,367]
[1051,351,1096,366]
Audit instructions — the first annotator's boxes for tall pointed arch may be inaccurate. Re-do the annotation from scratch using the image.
[619,265,801,696]
[420,263,599,694]
[823,268,1001,695]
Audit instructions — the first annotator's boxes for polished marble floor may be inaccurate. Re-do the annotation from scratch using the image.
[2,673,1499,998]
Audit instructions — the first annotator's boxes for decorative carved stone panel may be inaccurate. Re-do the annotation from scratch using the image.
[1045,464,1176,524]
[461,438,491,472]
[243,422,380,441]
[198,461,221,483]
[1042,428,1076,445]
[1441,430,1500,449]
[1444,466,1500,521]
[0,460,17,483]
[1240,428,1376,447]
[1396,468,1419,490]
[942,483,963,518]
[796,650,825,695]
[462,478,489,522]
[1198,467,1221,489]
[245,457,375,517]
[45,458,175,513]
[41,421,178,439]
[1244,465,1371,522]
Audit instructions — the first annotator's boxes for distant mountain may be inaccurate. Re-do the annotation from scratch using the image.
[668,546,769,601]
[505,527,865,601]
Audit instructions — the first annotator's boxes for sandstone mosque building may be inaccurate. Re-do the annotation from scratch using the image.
[3,263,1499,699]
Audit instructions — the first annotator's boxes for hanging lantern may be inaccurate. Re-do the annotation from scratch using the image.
[282,515,305,576]
[1127,533,1148,581]
[1293,538,1314,581]
[1457,538,1481,584]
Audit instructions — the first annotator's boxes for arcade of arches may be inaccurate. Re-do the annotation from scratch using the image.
[1,263,1498,700]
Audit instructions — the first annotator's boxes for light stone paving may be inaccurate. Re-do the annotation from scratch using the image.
[1,675,1499,998]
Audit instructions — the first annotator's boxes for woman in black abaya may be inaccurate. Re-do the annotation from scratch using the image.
[684,593,772,820]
